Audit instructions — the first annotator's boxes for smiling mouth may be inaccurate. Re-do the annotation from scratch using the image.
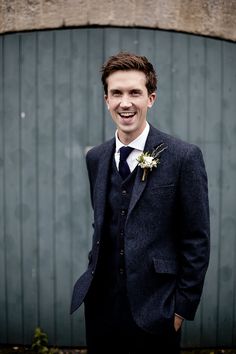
[118,112,136,118]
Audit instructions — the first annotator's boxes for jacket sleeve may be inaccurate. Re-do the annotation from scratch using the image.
[175,144,210,320]
[86,150,96,210]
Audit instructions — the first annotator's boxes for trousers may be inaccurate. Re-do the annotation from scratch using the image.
[84,281,181,354]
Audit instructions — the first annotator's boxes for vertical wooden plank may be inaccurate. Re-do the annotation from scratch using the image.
[217,41,236,347]
[119,28,138,53]
[20,32,38,344]
[172,33,189,141]
[136,28,155,60]
[182,35,207,348]
[81,28,105,346]
[0,35,7,344]
[37,30,55,342]
[200,38,222,347]
[188,35,206,147]
[70,28,89,346]
[103,28,121,140]
[3,33,23,343]
[137,29,157,125]
[153,31,172,133]
[87,28,104,146]
[54,29,72,346]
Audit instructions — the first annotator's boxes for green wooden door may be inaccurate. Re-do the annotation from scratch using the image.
[0,27,236,348]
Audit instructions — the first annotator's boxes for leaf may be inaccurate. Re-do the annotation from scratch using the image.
[152,143,168,159]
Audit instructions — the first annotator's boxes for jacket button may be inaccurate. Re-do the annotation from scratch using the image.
[120,249,124,255]
[121,210,126,215]
[96,240,100,245]
[119,268,124,274]
[91,270,94,275]
[122,190,127,195]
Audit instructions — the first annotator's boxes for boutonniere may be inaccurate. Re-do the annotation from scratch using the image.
[137,143,168,181]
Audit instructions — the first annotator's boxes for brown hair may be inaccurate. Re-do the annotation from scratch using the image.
[101,52,157,95]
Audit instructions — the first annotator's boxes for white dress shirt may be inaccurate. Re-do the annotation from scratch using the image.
[115,122,150,172]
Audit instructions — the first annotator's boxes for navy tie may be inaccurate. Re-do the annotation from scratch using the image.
[119,146,134,180]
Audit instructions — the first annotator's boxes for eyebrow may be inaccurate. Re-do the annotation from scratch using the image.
[109,88,143,93]
[130,89,142,93]
[110,89,122,93]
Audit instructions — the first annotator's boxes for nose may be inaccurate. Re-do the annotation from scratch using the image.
[120,95,132,108]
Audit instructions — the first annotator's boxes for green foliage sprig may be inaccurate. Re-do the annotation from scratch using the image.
[31,327,59,354]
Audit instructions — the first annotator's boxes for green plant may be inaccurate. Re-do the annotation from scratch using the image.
[31,327,59,354]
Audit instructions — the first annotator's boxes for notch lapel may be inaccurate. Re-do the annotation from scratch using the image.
[127,125,163,220]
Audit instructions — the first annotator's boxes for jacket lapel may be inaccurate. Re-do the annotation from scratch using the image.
[93,126,164,225]
[127,125,163,220]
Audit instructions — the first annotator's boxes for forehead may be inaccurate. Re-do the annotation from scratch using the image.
[106,70,147,90]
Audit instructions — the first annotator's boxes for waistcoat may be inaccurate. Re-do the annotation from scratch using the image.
[95,158,137,295]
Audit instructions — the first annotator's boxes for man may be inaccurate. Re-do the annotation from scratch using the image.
[71,52,210,354]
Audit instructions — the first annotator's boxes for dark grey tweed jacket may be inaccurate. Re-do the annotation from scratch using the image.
[71,124,210,334]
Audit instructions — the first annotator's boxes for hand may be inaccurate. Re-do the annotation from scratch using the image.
[174,314,184,332]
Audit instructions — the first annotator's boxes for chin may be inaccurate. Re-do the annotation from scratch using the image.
[120,125,136,134]
[119,120,137,129]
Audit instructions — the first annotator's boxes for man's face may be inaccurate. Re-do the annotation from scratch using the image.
[105,70,156,144]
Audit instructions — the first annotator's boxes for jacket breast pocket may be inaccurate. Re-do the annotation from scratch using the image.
[149,184,176,195]
[145,184,176,209]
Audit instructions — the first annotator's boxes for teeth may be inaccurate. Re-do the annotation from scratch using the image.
[119,112,135,117]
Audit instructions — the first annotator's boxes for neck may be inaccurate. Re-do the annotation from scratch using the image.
[118,134,135,145]
[117,123,147,145]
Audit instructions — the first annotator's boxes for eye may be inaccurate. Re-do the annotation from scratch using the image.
[130,90,141,96]
[111,90,122,97]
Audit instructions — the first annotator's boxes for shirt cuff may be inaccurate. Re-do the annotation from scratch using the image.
[175,313,185,320]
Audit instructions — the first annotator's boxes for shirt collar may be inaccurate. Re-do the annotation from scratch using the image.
[115,122,150,153]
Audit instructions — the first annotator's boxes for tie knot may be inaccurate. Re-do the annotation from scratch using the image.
[119,146,134,161]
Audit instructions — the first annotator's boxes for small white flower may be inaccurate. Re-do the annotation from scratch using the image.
[137,143,168,181]
[137,155,158,169]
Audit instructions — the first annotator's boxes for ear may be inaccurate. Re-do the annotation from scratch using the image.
[104,94,110,110]
[147,92,157,108]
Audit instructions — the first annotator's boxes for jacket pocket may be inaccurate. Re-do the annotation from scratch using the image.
[151,183,175,189]
[153,258,178,275]
[148,185,176,198]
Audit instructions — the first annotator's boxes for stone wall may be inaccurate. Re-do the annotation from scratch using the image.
[0,0,236,42]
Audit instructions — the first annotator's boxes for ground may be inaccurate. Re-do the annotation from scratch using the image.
[0,347,236,354]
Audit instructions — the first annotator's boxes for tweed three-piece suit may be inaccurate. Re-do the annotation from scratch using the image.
[70,124,210,339]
